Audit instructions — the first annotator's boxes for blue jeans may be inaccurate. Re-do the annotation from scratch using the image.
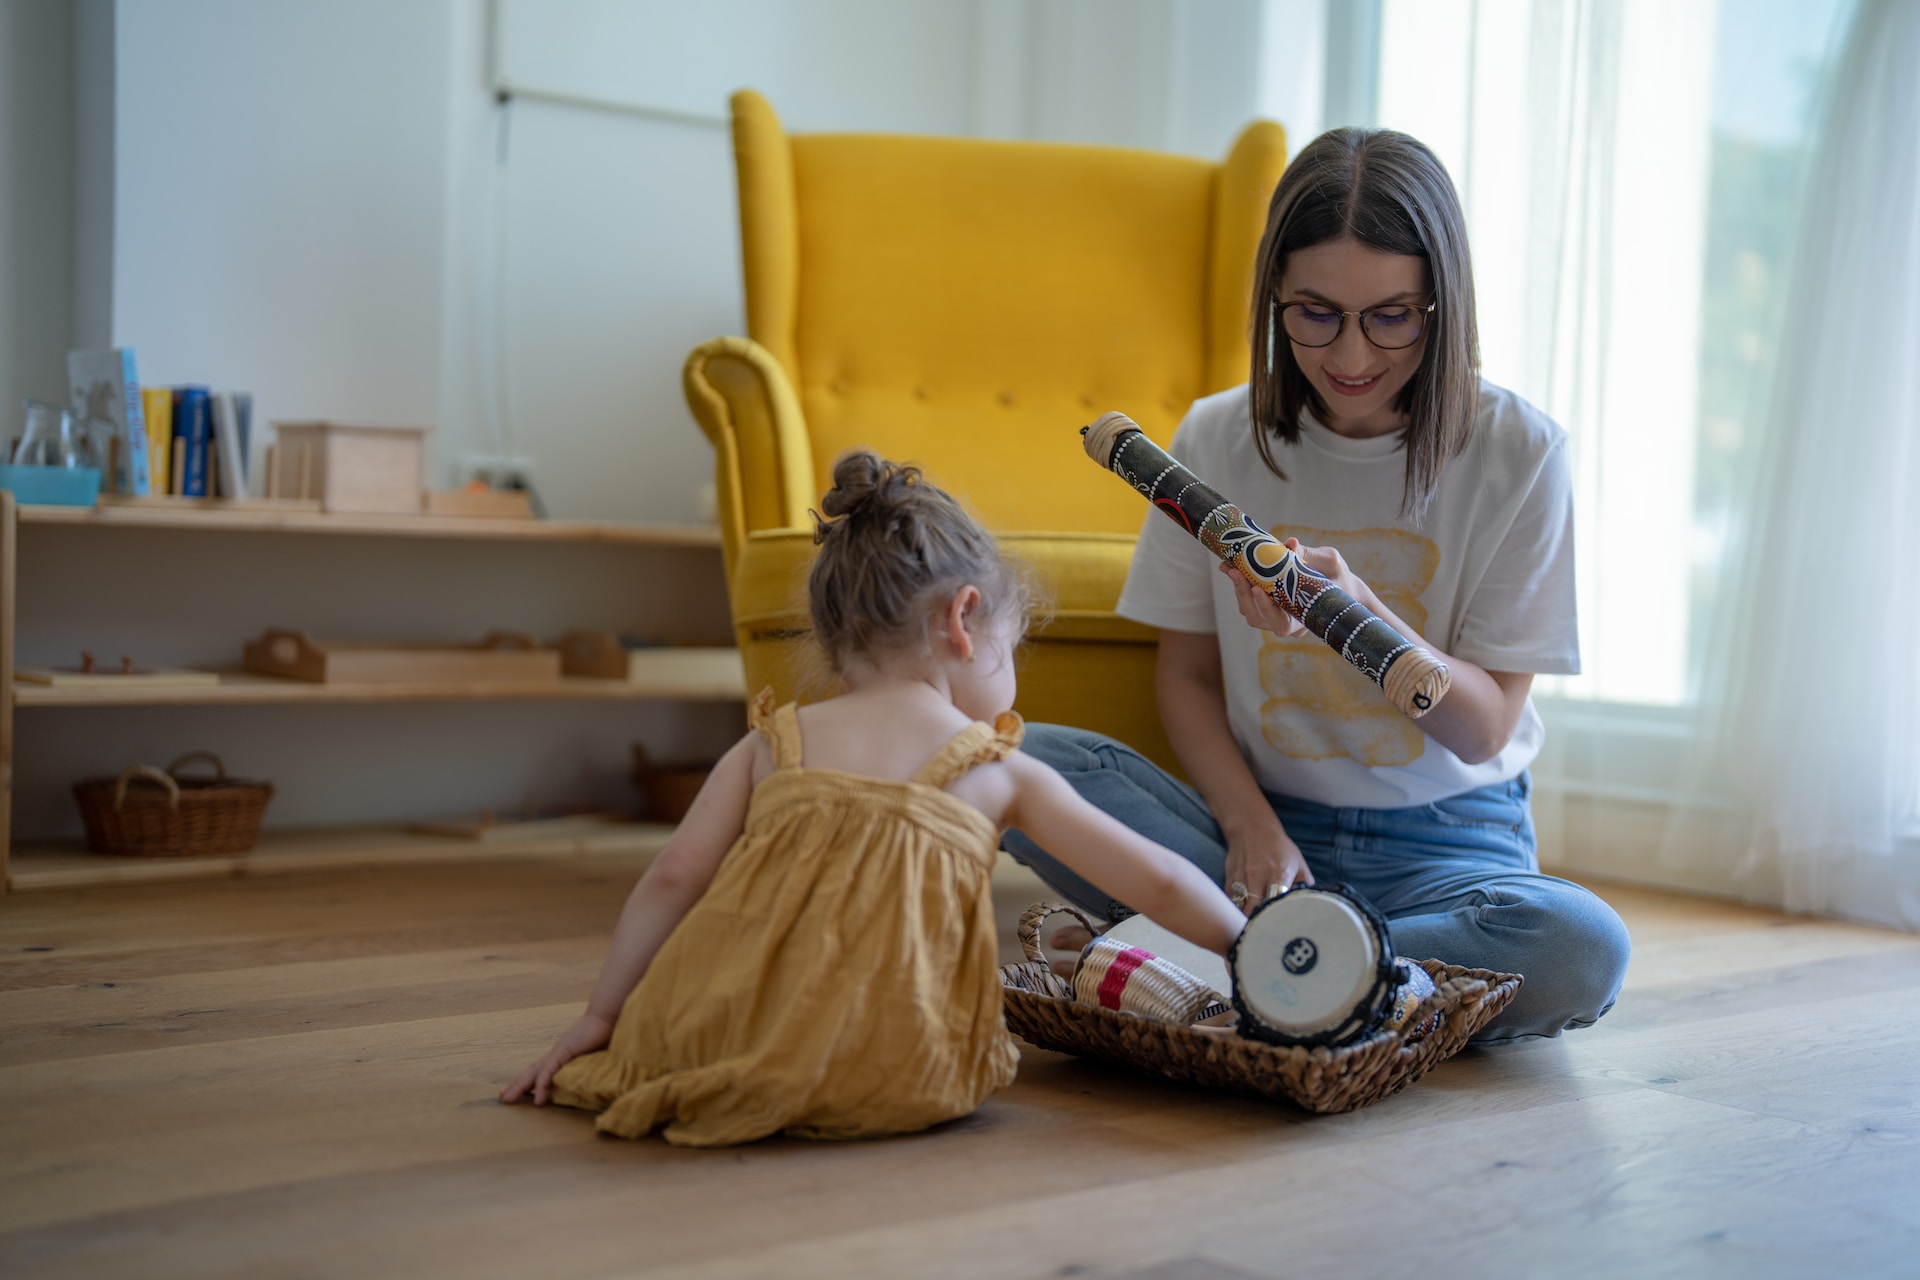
[1002,723,1630,1044]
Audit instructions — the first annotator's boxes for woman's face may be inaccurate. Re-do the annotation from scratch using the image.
[1278,237,1432,439]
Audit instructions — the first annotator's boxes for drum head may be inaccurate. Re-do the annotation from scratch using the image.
[1228,883,1395,1048]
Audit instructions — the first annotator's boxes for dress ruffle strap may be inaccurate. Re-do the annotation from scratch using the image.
[747,688,804,770]
[911,712,1026,789]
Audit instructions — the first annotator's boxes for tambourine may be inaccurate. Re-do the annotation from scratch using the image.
[1228,883,1398,1048]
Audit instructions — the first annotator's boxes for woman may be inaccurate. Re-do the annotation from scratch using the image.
[1006,128,1630,1043]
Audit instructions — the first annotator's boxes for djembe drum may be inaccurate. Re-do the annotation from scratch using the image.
[1228,883,1399,1048]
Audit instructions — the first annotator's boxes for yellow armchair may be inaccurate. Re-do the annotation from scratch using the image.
[685,90,1286,769]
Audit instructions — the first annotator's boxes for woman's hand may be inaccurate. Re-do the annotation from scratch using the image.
[1222,823,1314,915]
[1219,538,1375,638]
[499,1011,614,1106]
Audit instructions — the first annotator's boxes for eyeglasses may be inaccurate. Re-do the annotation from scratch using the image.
[1277,300,1436,350]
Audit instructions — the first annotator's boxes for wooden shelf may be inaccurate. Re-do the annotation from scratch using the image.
[7,819,674,892]
[17,502,721,547]
[12,647,747,707]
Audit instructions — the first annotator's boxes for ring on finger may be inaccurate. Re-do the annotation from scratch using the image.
[1265,881,1287,900]
[1229,881,1250,905]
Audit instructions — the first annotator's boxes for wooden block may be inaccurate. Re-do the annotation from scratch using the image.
[423,488,534,519]
[269,422,427,515]
[241,628,561,685]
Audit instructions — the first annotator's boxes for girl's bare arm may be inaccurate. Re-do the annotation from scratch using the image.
[1003,753,1246,955]
[500,731,757,1104]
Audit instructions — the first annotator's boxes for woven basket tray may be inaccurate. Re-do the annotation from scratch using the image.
[73,751,274,857]
[1000,903,1523,1115]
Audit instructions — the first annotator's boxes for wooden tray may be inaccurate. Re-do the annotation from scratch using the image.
[16,665,220,688]
[242,628,561,684]
[406,811,628,842]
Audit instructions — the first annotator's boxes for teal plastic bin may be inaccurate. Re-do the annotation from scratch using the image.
[0,465,101,507]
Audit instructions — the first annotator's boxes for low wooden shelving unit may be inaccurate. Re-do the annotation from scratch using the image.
[1,495,745,894]
[12,653,747,708]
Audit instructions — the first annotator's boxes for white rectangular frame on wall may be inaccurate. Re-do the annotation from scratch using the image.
[486,0,977,134]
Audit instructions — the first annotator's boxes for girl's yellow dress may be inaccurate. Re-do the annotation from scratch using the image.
[550,691,1023,1146]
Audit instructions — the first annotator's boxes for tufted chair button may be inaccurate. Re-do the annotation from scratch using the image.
[914,385,930,401]
[1081,393,1098,409]
[999,390,1017,408]
[830,379,849,395]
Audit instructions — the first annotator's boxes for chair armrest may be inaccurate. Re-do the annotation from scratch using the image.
[683,336,818,576]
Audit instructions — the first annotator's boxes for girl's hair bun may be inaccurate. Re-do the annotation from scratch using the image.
[805,448,1035,677]
[817,449,919,529]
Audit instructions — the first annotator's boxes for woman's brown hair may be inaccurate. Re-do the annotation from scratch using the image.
[1248,127,1480,520]
[808,451,1031,676]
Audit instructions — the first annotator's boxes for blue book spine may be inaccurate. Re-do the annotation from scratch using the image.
[178,386,211,497]
[234,392,253,493]
[117,350,153,497]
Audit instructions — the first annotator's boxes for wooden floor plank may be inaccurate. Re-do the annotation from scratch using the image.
[0,856,642,969]
[0,936,606,1066]
[1625,916,1920,986]
[620,1091,1915,1280]
[0,856,1915,1279]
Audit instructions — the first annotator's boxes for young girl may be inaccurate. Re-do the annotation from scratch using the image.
[501,451,1246,1145]
[1004,127,1632,1044]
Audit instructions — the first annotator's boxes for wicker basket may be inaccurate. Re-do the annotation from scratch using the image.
[1000,903,1523,1115]
[73,751,274,857]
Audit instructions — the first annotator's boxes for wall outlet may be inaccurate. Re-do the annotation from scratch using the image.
[456,452,537,490]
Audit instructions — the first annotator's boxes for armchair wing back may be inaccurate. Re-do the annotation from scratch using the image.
[686,90,1286,767]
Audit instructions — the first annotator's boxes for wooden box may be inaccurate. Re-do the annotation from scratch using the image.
[269,422,427,514]
[243,628,561,685]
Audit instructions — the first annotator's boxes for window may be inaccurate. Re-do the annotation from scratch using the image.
[1365,0,1843,707]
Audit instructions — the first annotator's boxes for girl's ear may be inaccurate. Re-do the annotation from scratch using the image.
[943,585,983,662]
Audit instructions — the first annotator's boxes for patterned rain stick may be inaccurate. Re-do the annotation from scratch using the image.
[1081,411,1450,719]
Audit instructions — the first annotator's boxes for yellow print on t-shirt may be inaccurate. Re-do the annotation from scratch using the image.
[1257,525,1440,766]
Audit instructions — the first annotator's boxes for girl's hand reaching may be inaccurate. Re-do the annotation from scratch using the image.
[1219,538,1375,639]
[500,1011,614,1106]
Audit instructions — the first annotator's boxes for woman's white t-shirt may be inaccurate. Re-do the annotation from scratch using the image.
[1115,380,1580,809]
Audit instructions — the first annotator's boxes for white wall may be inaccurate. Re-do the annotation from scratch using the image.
[112,0,451,436]
[19,0,1331,500]
[0,0,74,435]
[438,0,1294,524]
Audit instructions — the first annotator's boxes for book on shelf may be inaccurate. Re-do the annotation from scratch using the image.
[140,387,172,495]
[233,393,253,493]
[174,386,212,497]
[67,348,153,496]
[212,392,248,499]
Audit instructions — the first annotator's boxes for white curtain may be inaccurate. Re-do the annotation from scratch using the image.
[1683,0,1920,926]
[1376,0,1723,874]
[1373,0,1920,928]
